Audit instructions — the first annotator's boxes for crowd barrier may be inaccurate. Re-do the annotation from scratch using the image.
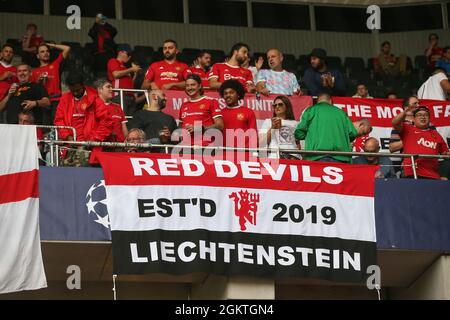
[38,139,450,179]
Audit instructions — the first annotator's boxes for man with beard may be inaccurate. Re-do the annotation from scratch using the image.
[54,73,112,166]
[179,74,223,146]
[186,50,212,89]
[31,42,71,124]
[0,44,18,100]
[219,79,257,149]
[142,39,188,91]
[209,43,255,93]
[256,48,300,96]
[303,48,345,96]
[0,63,50,124]
[128,88,177,144]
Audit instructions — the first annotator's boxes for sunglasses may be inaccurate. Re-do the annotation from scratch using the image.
[273,103,285,108]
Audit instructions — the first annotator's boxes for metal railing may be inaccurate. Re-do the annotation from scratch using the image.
[113,88,149,119]
[38,139,450,179]
[36,125,76,167]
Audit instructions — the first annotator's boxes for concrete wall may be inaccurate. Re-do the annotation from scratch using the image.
[1,12,449,63]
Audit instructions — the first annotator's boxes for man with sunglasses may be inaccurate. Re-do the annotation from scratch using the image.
[392,105,449,179]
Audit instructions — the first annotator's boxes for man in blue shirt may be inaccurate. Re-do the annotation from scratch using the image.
[303,48,346,96]
[256,48,300,96]
[436,46,450,75]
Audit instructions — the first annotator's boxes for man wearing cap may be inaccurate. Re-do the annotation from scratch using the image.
[303,48,345,97]
[392,105,450,179]
[107,44,141,115]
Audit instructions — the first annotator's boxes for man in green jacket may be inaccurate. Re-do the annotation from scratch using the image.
[294,93,371,163]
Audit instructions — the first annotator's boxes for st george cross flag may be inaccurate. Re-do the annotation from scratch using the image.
[0,124,47,294]
[99,153,379,283]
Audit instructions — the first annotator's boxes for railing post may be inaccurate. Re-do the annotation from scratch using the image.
[48,142,55,167]
[54,128,59,167]
[411,155,418,180]
[120,90,125,112]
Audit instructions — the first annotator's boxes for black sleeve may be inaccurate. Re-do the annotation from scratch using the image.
[105,23,117,38]
[127,111,144,130]
[88,23,99,39]
[33,84,49,99]
[168,116,177,133]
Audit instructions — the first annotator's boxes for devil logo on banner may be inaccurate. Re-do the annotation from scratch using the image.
[229,190,260,231]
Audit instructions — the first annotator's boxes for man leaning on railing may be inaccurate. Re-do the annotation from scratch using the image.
[392,105,450,180]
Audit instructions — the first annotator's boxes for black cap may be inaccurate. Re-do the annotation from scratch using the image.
[117,44,132,54]
[309,48,327,61]
[413,106,430,116]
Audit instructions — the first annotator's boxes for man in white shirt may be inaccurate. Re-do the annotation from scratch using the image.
[256,48,300,96]
[417,68,450,100]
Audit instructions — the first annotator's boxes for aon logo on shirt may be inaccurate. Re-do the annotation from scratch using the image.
[417,137,437,149]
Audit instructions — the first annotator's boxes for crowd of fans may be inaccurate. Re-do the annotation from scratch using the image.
[0,18,449,180]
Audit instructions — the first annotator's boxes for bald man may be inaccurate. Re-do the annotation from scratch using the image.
[353,137,395,178]
[127,89,177,144]
[256,48,300,96]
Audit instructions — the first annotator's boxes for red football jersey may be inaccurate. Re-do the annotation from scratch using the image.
[0,62,17,99]
[71,98,89,141]
[107,58,134,96]
[222,106,257,148]
[209,63,253,87]
[179,96,222,128]
[144,60,188,90]
[400,123,449,179]
[105,101,127,142]
[31,53,63,101]
[185,66,210,88]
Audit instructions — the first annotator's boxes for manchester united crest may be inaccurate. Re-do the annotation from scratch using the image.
[229,190,260,231]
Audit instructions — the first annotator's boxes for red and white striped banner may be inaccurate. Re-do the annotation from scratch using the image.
[0,124,47,294]
[99,153,378,283]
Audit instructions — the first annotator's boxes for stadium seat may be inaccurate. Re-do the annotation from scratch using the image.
[252,52,269,70]
[344,57,365,76]
[179,48,200,65]
[208,49,226,64]
[5,38,22,54]
[282,53,297,73]
[297,54,309,72]
[134,46,154,55]
[132,46,154,67]
[326,56,343,72]
[152,47,163,62]
[414,55,427,70]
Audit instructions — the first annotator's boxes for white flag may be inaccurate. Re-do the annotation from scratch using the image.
[0,124,47,294]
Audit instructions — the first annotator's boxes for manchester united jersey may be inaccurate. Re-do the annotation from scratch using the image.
[31,53,63,101]
[144,60,188,90]
[179,96,222,128]
[400,123,449,179]
[221,105,257,148]
[209,63,253,87]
